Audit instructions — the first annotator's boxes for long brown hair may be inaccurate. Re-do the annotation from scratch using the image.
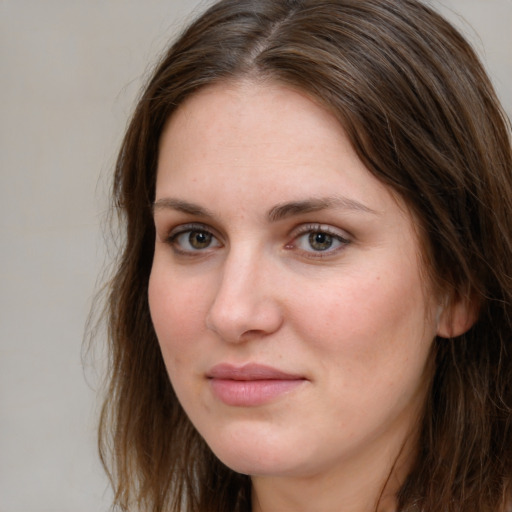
[97,0,512,510]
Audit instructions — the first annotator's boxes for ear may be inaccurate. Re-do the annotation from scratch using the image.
[436,294,479,339]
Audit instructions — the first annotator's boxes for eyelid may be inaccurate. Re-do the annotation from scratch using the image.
[166,222,218,240]
[291,223,351,241]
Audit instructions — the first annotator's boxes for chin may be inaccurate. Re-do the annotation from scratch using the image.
[203,423,309,477]
[216,450,306,478]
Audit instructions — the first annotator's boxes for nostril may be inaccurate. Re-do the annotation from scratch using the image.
[238,329,270,342]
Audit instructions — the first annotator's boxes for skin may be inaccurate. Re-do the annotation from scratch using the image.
[148,80,459,511]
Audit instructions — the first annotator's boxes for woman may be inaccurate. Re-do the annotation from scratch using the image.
[98,0,512,510]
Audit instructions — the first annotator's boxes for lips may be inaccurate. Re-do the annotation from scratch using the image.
[207,363,306,407]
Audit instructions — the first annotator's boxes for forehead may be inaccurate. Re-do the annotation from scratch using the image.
[158,81,379,199]
[160,79,344,162]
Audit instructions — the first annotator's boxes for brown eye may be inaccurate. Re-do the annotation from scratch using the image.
[169,226,221,253]
[291,225,350,257]
[189,230,213,249]
[308,232,333,251]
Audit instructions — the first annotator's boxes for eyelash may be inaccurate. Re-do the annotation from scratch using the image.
[165,223,350,258]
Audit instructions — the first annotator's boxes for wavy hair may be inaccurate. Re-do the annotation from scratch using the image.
[97,0,512,510]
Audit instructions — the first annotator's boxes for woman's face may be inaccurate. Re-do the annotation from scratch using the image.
[149,81,442,483]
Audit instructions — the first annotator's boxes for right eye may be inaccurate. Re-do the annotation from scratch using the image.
[167,225,222,254]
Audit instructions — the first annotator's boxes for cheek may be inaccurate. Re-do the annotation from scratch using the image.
[289,264,436,372]
[148,264,208,365]
[148,267,211,415]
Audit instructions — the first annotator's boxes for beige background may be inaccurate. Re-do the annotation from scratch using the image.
[0,1,510,510]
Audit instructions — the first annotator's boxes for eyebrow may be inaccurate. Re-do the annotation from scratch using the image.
[153,198,215,218]
[267,196,377,222]
[152,195,377,221]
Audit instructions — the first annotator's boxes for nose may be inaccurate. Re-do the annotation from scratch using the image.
[205,248,283,343]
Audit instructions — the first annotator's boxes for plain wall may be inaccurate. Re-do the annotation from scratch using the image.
[0,1,510,511]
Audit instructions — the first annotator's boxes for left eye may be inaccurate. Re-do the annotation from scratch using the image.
[170,229,221,252]
[293,228,349,253]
